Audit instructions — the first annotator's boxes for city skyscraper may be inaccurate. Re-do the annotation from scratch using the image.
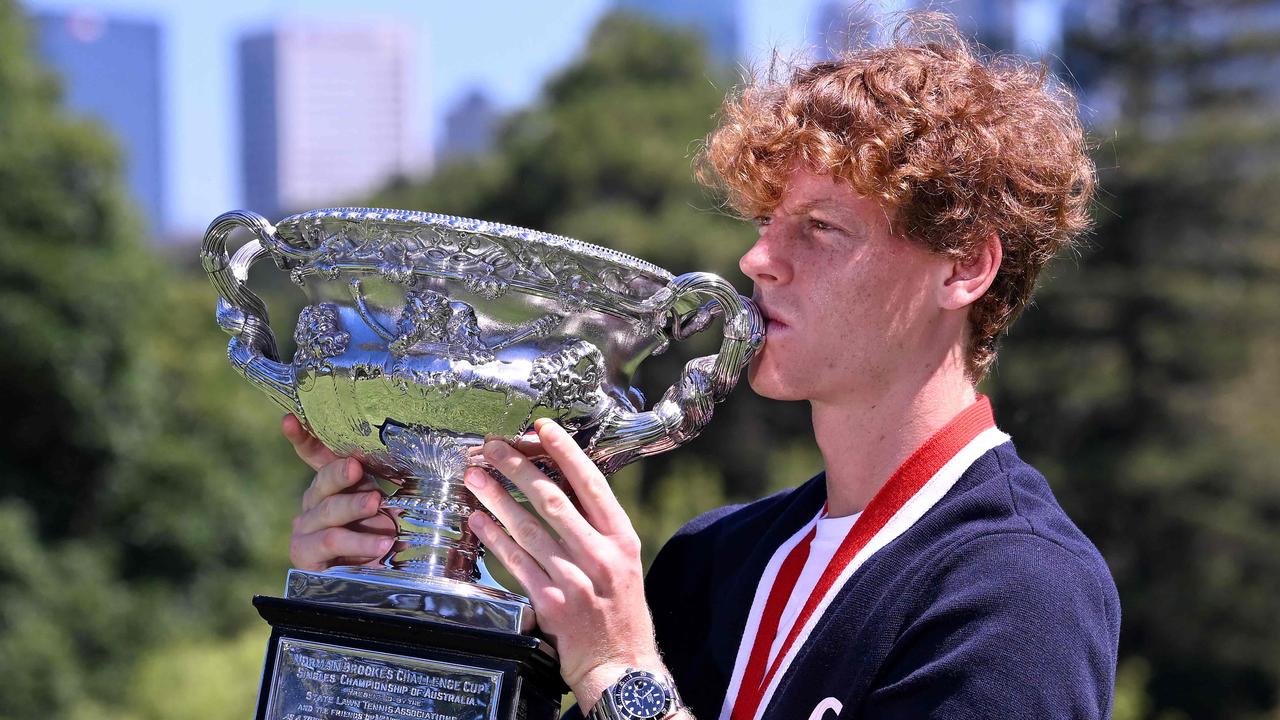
[946,0,1018,51]
[615,0,740,66]
[947,0,1067,56]
[32,10,165,234]
[439,87,500,163]
[808,1,1065,62]
[238,24,420,219]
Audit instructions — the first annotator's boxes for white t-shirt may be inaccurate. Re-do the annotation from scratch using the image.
[766,511,862,667]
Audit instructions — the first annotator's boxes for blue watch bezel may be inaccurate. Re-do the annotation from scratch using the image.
[609,669,675,720]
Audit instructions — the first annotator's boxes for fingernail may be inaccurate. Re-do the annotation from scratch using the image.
[377,536,395,554]
[482,441,509,459]
[533,417,552,430]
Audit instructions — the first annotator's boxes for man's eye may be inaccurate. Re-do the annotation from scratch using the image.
[810,218,835,231]
[753,215,772,228]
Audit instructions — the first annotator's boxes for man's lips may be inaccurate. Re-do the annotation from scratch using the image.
[756,304,791,332]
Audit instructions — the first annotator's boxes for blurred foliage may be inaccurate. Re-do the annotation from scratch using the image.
[0,0,309,717]
[4,1,1280,719]
[988,2,1280,718]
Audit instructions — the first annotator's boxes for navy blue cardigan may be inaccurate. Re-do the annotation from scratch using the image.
[569,442,1120,719]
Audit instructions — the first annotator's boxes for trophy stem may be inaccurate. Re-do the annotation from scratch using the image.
[376,425,524,600]
[285,426,535,634]
[382,471,485,581]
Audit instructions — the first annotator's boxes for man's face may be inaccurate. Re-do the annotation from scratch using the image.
[740,169,951,405]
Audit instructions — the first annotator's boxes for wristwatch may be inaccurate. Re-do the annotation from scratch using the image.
[587,668,683,720]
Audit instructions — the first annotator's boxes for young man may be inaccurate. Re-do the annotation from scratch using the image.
[285,15,1120,720]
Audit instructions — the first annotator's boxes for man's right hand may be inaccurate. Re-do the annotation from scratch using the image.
[283,414,397,570]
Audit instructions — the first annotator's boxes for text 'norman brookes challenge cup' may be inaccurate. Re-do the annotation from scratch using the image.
[202,208,763,634]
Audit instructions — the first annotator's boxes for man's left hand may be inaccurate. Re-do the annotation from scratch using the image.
[464,418,665,710]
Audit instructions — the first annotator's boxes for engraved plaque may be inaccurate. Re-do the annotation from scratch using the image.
[265,638,503,720]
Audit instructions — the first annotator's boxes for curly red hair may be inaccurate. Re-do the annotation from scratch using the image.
[698,12,1094,380]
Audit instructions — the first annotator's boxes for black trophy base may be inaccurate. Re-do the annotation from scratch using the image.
[253,595,566,720]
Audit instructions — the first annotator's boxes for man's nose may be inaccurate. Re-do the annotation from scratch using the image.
[739,228,791,285]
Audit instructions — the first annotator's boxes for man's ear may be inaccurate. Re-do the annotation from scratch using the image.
[939,232,1001,311]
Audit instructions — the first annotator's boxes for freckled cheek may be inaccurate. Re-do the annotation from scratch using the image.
[812,305,875,366]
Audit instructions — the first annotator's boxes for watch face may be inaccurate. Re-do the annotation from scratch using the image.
[616,673,669,719]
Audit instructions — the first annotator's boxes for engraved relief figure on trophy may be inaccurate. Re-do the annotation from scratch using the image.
[291,268,632,460]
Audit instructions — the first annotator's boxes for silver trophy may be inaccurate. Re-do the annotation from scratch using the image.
[203,208,761,720]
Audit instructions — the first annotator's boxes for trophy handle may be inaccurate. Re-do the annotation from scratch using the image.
[587,272,763,474]
[201,211,302,419]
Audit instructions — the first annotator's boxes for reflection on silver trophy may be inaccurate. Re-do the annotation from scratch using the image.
[202,207,762,636]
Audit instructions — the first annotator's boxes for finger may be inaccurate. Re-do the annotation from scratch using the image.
[290,526,395,571]
[302,458,366,512]
[481,440,599,553]
[511,430,545,456]
[347,507,399,537]
[293,489,384,535]
[282,414,340,471]
[463,466,570,576]
[533,418,632,536]
[466,509,551,597]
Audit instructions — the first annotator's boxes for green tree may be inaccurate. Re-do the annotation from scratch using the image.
[989,2,1280,717]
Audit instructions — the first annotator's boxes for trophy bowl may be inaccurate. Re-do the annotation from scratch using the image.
[202,208,763,634]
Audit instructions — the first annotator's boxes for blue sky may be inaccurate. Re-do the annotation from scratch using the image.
[21,1,1058,237]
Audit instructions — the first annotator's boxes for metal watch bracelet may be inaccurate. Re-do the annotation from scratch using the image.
[587,668,684,720]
